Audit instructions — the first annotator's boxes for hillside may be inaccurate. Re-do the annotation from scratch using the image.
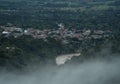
[0,0,119,30]
[0,0,120,70]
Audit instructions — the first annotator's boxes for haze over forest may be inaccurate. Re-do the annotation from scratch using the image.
[0,0,120,84]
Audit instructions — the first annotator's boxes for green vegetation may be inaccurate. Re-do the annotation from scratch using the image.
[0,0,119,30]
[0,35,81,70]
[0,32,120,70]
[0,0,120,70]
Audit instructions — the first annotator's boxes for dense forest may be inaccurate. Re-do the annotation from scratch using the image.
[0,0,120,30]
[0,0,120,70]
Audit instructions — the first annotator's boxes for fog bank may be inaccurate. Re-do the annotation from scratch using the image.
[0,57,120,84]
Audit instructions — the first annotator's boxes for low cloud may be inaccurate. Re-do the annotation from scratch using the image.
[0,56,120,84]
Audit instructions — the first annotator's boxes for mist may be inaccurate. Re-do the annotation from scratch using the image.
[0,56,120,84]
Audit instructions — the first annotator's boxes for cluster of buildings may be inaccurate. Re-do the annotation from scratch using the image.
[0,24,112,43]
[0,26,23,38]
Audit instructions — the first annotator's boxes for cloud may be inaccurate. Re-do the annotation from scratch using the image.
[0,57,120,84]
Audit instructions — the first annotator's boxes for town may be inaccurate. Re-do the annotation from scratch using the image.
[0,23,112,43]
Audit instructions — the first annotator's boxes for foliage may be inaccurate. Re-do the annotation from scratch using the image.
[0,0,120,70]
